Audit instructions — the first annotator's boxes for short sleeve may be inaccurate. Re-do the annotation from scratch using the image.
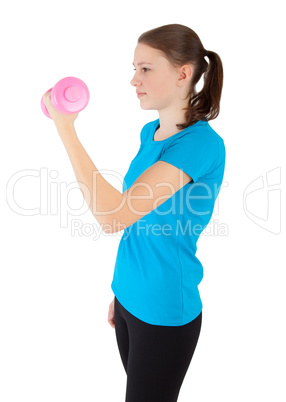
[158,131,219,183]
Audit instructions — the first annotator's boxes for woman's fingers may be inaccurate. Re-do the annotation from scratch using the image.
[108,299,115,328]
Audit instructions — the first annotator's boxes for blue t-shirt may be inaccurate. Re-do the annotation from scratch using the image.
[111,118,226,326]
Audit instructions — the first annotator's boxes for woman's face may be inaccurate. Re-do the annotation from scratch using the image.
[131,43,181,111]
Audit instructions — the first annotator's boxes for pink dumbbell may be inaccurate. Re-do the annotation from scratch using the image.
[41,76,90,119]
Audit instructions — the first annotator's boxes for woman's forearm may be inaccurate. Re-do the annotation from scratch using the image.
[56,124,124,233]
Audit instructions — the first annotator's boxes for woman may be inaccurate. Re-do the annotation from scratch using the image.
[44,23,225,402]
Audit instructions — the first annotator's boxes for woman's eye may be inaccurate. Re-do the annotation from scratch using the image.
[133,68,149,72]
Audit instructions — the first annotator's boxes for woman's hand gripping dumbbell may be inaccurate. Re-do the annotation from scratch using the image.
[41,76,89,128]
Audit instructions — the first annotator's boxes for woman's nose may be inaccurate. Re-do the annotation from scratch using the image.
[130,72,141,86]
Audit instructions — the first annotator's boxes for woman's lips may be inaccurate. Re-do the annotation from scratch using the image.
[137,93,146,98]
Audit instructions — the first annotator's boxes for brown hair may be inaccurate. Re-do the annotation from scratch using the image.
[138,24,223,129]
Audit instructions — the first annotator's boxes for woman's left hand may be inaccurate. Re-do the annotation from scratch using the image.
[42,91,79,129]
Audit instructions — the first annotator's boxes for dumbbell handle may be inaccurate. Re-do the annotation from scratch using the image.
[41,77,90,119]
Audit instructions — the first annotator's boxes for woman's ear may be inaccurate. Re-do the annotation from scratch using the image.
[177,64,193,87]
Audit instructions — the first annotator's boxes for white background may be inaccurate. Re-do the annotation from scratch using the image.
[1,0,285,401]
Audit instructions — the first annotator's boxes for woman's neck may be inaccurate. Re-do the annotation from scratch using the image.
[156,111,186,140]
[156,98,189,139]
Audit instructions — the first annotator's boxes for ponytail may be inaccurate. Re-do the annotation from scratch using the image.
[180,49,224,129]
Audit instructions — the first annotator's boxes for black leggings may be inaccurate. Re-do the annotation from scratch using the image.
[114,296,202,402]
